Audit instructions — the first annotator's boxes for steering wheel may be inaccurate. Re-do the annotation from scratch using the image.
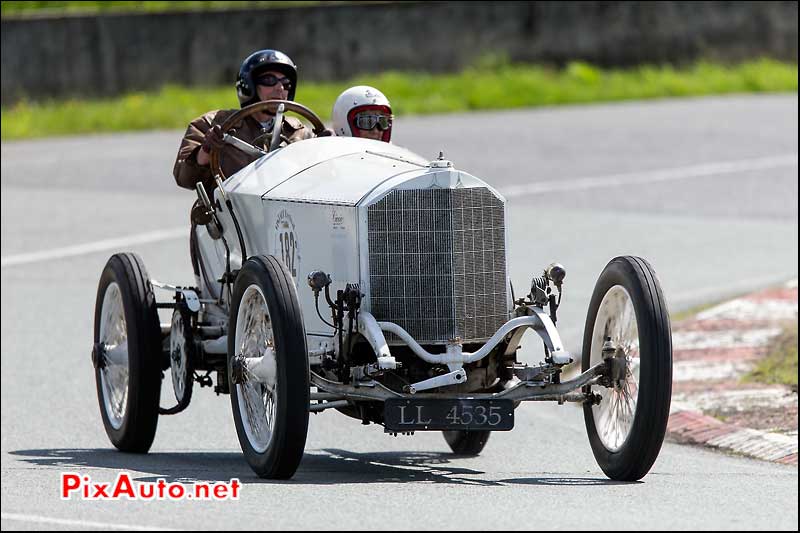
[210,99,326,180]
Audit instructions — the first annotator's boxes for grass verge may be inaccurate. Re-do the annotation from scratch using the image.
[0,1,334,17]
[2,58,797,140]
[742,324,798,389]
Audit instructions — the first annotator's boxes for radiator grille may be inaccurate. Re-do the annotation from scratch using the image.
[367,187,507,343]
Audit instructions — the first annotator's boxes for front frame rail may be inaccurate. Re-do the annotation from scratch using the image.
[310,361,605,404]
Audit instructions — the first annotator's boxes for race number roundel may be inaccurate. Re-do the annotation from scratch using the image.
[274,209,300,282]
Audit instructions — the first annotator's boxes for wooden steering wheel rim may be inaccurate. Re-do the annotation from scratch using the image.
[210,100,326,181]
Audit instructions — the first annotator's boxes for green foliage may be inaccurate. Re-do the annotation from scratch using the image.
[2,59,797,140]
[1,1,329,16]
[743,325,798,388]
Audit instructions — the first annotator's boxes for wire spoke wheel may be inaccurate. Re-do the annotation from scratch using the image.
[582,256,672,481]
[589,286,640,451]
[99,282,129,429]
[235,285,278,453]
[93,253,161,453]
[228,255,309,479]
[168,307,194,408]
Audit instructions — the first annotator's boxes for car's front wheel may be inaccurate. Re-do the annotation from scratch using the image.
[228,255,310,479]
[582,256,672,481]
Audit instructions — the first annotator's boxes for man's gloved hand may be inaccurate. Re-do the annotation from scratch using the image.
[201,125,226,154]
[317,128,335,137]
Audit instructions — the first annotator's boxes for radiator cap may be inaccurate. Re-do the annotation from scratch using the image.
[429,151,453,168]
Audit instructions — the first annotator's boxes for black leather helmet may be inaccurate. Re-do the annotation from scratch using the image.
[235,49,297,107]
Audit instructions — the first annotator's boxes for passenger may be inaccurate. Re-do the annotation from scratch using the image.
[173,49,315,193]
[332,86,393,142]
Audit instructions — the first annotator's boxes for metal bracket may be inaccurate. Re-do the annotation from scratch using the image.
[182,289,201,313]
[222,133,268,157]
[350,363,382,382]
[405,368,468,394]
[358,312,397,370]
[151,281,202,313]
[511,364,547,382]
[525,306,572,365]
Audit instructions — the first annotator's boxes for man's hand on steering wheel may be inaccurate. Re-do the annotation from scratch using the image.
[202,125,226,153]
[210,100,327,180]
[197,125,225,166]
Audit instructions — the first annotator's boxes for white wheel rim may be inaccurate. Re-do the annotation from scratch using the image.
[99,282,129,430]
[170,309,189,402]
[589,285,640,452]
[235,284,278,454]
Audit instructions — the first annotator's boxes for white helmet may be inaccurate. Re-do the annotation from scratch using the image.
[332,85,393,142]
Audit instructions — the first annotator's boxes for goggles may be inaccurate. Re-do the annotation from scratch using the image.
[255,74,293,90]
[353,112,393,131]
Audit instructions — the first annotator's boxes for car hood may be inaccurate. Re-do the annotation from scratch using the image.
[224,136,503,206]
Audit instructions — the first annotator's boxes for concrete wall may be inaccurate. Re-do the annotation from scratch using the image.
[2,1,797,104]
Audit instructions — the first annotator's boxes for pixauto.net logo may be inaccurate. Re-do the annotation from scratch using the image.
[61,473,241,501]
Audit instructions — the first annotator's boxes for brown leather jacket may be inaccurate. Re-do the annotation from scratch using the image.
[173,108,312,193]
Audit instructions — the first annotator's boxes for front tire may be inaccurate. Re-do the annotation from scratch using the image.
[228,255,310,479]
[582,256,672,481]
[93,253,162,453]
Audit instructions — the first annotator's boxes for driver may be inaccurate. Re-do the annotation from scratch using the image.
[173,49,315,193]
[332,86,393,142]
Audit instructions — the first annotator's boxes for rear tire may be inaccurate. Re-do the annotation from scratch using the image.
[443,430,491,455]
[93,253,162,453]
[582,256,672,481]
[228,255,310,479]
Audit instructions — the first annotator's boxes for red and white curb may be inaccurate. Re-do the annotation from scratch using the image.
[668,408,797,464]
[667,280,798,465]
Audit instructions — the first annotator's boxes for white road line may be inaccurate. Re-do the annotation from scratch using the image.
[0,227,186,268]
[499,154,798,196]
[0,512,177,531]
[2,155,796,269]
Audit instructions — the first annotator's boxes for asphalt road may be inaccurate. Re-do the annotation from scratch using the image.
[1,94,797,530]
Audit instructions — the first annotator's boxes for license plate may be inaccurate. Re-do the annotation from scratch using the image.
[384,399,514,431]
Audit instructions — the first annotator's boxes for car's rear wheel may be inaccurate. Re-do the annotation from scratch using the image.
[582,256,672,481]
[228,255,310,479]
[443,430,491,455]
[93,253,162,453]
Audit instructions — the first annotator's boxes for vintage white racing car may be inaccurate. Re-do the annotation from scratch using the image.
[92,101,673,480]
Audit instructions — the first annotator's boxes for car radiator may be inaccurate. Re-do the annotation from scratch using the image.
[367,187,508,344]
